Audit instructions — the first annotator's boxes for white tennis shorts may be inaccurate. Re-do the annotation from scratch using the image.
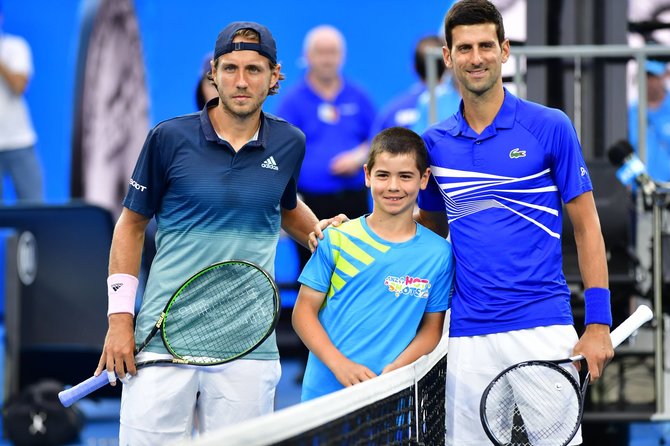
[118,352,281,446]
[446,325,582,446]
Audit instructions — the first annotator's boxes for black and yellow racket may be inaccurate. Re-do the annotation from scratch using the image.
[59,260,280,407]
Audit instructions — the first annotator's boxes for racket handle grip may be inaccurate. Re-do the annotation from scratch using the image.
[609,304,653,348]
[570,304,653,362]
[58,372,113,407]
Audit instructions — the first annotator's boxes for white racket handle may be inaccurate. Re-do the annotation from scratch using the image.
[570,304,654,362]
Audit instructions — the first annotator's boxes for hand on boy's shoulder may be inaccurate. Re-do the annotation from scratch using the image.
[308,213,349,252]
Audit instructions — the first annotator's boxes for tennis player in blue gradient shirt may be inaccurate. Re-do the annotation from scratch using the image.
[96,21,321,444]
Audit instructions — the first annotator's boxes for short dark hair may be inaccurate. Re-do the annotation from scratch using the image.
[444,0,505,50]
[367,127,428,173]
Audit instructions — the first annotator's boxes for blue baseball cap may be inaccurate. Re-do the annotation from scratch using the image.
[214,21,277,65]
[646,60,667,77]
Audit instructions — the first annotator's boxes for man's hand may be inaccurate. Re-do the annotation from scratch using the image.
[329,144,368,176]
[572,323,613,382]
[95,313,136,385]
[308,214,349,252]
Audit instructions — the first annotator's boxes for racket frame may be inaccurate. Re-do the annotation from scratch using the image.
[58,259,280,407]
[478,304,653,446]
[136,259,281,368]
[480,357,588,446]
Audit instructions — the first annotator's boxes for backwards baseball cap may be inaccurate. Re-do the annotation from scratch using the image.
[646,60,667,77]
[214,21,277,65]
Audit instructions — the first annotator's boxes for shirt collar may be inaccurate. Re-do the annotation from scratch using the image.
[199,97,268,149]
[448,88,517,137]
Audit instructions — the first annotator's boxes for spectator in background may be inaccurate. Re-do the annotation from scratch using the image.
[411,60,461,135]
[370,35,448,136]
[627,59,670,296]
[276,25,376,268]
[195,52,218,110]
[628,59,670,182]
[0,4,43,203]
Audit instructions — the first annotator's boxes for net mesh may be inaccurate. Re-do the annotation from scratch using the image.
[177,333,449,446]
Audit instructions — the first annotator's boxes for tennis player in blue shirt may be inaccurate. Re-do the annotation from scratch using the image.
[312,1,613,444]
[414,1,613,444]
[97,22,321,444]
[294,127,454,401]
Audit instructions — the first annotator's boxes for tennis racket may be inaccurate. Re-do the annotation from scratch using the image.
[480,304,653,446]
[58,259,280,407]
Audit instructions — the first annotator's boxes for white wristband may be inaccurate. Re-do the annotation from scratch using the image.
[107,273,138,316]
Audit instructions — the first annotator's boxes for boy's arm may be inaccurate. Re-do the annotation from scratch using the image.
[292,285,377,386]
[381,311,445,374]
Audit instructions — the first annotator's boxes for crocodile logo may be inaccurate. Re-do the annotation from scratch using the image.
[509,148,527,159]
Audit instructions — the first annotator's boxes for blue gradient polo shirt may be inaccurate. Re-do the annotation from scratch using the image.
[418,90,592,337]
[124,99,305,358]
[298,216,454,400]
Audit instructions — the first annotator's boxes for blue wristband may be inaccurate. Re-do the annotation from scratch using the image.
[583,287,612,326]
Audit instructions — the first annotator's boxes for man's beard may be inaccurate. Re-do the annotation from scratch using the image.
[219,91,266,119]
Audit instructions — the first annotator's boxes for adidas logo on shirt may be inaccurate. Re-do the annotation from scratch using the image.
[261,156,279,171]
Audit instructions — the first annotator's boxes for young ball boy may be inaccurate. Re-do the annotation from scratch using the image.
[292,127,455,400]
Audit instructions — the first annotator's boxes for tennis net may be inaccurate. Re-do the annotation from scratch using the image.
[177,332,449,446]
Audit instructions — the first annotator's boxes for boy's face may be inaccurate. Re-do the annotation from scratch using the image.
[364,152,430,218]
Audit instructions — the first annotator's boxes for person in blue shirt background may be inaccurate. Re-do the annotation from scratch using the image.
[370,35,448,136]
[627,59,670,302]
[293,126,454,401]
[276,25,376,269]
[628,59,670,182]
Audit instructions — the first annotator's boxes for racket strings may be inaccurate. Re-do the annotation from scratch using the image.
[484,364,581,445]
[162,262,278,364]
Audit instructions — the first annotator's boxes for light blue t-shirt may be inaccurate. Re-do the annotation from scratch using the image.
[298,216,454,401]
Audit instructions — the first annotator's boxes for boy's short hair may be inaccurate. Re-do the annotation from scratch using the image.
[367,127,428,173]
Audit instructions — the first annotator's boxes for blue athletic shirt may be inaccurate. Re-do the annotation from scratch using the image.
[629,92,670,182]
[418,89,592,337]
[298,216,454,400]
[123,98,305,358]
[275,78,376,194]
[369,82,426,138]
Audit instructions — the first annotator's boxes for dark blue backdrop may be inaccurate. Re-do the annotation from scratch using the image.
[2,0,454,203]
